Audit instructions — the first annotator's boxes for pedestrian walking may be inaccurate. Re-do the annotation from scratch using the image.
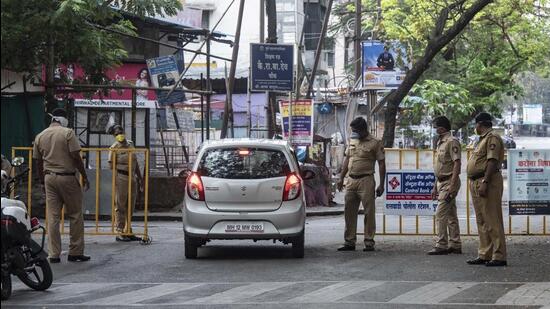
[466,112,507,267]
[33,108,90,263]
[337,117,386,251]
[107,124,143,242]
[428,116,462,255]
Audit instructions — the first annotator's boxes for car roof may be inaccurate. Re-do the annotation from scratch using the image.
[199,138,292,151]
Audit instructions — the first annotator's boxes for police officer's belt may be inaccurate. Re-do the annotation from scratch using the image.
[117,169,129,176]
[469,170,501,181]
[348,174,373,179]
[437,175,451,182]
[44,171,75,176]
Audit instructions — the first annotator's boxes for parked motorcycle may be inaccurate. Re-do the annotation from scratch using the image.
[1,157,52,300]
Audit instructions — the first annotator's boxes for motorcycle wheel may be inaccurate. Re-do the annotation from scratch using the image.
[1,271,12,300]
[17,258,52,291]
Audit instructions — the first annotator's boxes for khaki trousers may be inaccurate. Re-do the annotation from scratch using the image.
[434,180,461,249]
[470,173,507,261]
[44,174,84,258]
[115,174,137,233]
[344,175,376,247]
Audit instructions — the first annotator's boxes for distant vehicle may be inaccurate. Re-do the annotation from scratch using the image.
[182,139,315,259]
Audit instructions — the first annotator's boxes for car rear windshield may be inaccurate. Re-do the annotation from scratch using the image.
[198,147,291,179]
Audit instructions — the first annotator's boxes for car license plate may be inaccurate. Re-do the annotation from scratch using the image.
[225,223,264,233]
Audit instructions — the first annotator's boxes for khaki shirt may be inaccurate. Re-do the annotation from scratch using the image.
[345,135,385,175]
[108,140,137,172]
[434,132,461,179]
[33,124,81,173]
[466,129,504,178]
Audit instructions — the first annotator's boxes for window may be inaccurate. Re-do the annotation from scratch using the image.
[88,109,123,134]
[198,148,291,179]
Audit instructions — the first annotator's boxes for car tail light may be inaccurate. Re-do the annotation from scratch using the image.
[283,172,301,201]
[31,217,40,229]
[187,172,205,201]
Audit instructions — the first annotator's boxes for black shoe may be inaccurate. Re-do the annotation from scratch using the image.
[337,245,356,251]
[466,258,489,265]
[447,247,462,254]
[116,236,132,242]
[48,257,61,264]
[486,260,507,267]
[427,248,448,255]
[68,255,91,262]
[363,246,375,252]
[127,235,142,241]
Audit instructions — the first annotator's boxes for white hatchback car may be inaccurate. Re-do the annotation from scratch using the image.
[182,139,314,259]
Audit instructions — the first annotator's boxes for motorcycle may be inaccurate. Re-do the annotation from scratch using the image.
[1,157,52,300]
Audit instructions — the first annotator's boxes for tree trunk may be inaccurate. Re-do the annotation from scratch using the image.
[266,0,277,138]
[382,0,493,147]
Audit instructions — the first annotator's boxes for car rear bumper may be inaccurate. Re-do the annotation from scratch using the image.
[182,196,306,240]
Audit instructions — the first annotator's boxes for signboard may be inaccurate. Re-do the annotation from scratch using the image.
[74,99,155,109]
[385,170,437,216]
[250,43,294,92]
[362,40,410,89]
[279,99,314,147]
[523,104,543,125]
[146,55,186,106]
[508,149,550,215]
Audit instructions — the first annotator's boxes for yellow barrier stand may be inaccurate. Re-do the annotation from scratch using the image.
[10,146,150,241]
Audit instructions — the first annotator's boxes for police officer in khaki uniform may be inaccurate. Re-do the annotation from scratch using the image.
[428,116,462,255]
[107,124,143,242]
[466,112,507,267]
[337,117,386,251]
[33,108,91,263]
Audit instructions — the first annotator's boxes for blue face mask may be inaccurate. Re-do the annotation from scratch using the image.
[350,132,361,139]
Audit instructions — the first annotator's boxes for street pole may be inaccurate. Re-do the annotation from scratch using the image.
[266,0,277,138]
[247,67,252,138]
[260,0,265,43]
[306,0,333,99]
[222,0,246,139]
[200,73,204,143]
[206,33,211,140]
[288,92,293,145]
[131,88,137,143]
[354,0,362,83]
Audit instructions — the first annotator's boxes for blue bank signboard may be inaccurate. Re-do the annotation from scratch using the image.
[250,43,294,92]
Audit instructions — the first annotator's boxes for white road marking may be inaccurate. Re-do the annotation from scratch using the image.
[80,283,202,305]
[287,281,384,303]
[496,282,550,306]
[185,282,293,304]
[388,281,477,304]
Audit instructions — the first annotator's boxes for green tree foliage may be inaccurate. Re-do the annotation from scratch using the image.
[1,0,182,83]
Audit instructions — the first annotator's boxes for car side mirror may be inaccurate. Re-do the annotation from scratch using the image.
[301,170,316,180]
[11,157,24,167]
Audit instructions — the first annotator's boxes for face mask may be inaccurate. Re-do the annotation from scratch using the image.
[115,134,126,143]
[350,132,361,139]
[431,128,438,136]
[49,114,68,127]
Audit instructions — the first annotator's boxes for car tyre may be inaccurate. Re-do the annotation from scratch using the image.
[291,230,305,258]
[184,233,199,259]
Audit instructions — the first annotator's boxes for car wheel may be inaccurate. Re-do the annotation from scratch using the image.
[184,233,199,259]
[291,230,305,258]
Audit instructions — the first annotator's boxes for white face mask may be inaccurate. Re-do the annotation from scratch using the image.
[49,114,69,127]
[431,128,438,136]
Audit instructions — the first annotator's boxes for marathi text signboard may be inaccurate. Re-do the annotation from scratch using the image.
[362,40,409,90]
[250,43,294,92]
[279,99,314,147]
[146,55,186,106]
[385,170,437,216]
[508,149,550,215]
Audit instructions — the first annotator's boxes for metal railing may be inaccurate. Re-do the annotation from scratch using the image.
[11,147,151,241]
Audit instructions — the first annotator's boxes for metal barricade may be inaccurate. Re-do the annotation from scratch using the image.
[366,148,547,236]
[11,146,150,241]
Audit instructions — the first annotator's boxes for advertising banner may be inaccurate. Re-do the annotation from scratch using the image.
[508,149,550,215]
[279,99,314,147]
[385,170,437,216]
[146,55,186,106]
[362,40,410,89]
[250,43,294,92]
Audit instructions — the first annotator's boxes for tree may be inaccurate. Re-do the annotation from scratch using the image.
[1,0,182,114]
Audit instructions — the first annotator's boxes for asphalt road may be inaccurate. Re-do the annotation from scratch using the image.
[3,217,550,308]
